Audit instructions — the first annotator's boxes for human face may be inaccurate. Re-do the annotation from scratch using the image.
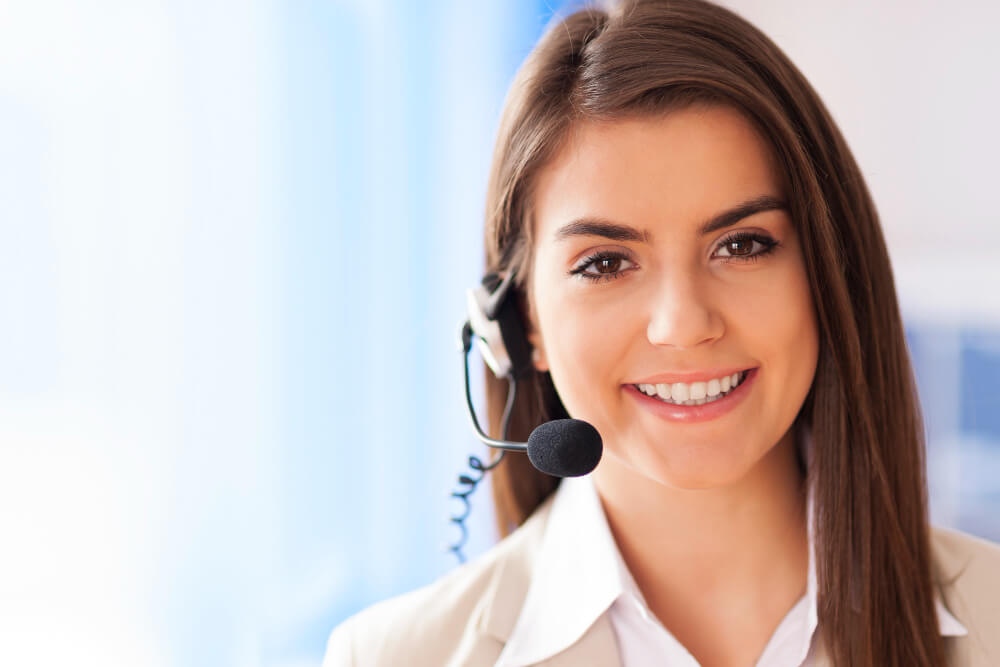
[526,106,818,490]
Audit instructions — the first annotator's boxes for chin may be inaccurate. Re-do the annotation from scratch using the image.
[613,445,754,491]
[653,466,749,491]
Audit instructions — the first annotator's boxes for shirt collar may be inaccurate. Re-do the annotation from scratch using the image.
[497,471,966,667]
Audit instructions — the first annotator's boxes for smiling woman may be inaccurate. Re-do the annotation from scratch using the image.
[322,1,1000,665]
[527,110,819,495]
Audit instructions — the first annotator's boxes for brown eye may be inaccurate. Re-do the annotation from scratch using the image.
[570,251,636,282]
[714,231,779,263]
[725,238,754,256]
[595,257,622,273]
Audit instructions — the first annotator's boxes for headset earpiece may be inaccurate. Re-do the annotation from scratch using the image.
[465,272,534,381]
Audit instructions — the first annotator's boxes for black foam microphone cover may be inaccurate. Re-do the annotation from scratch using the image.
[526,419,603,477]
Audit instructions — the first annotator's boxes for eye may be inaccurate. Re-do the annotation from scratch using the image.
[714,231,780,263]
[568,251,637,283]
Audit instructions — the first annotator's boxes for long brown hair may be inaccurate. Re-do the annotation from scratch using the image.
[481,0,942,664]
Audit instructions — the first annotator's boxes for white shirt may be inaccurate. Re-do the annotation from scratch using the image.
[495,474,967,667]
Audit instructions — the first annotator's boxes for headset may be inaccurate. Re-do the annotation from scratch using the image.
[449,271,603,562]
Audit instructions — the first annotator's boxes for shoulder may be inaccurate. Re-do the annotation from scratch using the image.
[930,524,1000,588]
[931,526,1000,575]
[322,496,554,667]
[929,525,1000,665]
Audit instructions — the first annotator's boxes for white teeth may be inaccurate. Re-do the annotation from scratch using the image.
[670,382,689,402]
[636,370,749,406]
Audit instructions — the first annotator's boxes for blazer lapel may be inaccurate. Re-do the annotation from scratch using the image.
[805,528,977,667]
[930,527,982,666]
[477,496,554,644]
[475,493,624,667]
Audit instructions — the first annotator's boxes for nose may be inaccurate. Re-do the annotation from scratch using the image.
[645,271,724,349]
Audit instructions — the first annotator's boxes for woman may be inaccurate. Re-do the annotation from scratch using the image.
[324,1,1000,665]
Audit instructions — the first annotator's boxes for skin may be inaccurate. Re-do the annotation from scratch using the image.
[526,105,820,666]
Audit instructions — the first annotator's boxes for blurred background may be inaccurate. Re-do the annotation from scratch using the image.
[0,1,997,665]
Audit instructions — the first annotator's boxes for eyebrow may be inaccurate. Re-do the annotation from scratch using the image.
[553,195,788,243]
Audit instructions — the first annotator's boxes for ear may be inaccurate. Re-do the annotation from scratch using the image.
[526,326,549,372]
[516,278,549,373]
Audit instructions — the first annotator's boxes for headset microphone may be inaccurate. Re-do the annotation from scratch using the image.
[458,319,602,478]
[449,271,603,562]
[525,419,603,478]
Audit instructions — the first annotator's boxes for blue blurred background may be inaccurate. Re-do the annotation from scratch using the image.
[0,1,997,666]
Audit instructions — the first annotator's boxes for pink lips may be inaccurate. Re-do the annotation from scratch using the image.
[625,367,758,423]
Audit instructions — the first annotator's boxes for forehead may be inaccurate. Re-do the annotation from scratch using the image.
[532,105,783,239]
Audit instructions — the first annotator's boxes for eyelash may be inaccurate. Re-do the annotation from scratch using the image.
[568,231,781,283]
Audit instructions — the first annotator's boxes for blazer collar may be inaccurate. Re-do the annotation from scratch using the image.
[494,476,626,667]
[478,480,624,667]
[476,478,969,666]
[477,492,554,645]
[929,525,976,639]
[491,476,825,667]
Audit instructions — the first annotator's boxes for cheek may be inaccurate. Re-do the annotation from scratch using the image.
[775,258,819,373]
[723,258,818,410]
[533,276,636,420]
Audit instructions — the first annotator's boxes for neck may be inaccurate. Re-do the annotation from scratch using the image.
[592,429,808,660]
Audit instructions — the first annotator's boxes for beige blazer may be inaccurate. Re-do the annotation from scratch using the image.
[323,495,1000,666]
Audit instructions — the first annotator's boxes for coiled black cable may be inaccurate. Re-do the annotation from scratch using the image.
[447,376,517,564]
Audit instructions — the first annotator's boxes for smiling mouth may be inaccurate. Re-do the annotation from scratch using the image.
[632,369,751,406]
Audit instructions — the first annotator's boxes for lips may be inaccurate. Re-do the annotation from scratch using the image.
[625,367,758,423]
